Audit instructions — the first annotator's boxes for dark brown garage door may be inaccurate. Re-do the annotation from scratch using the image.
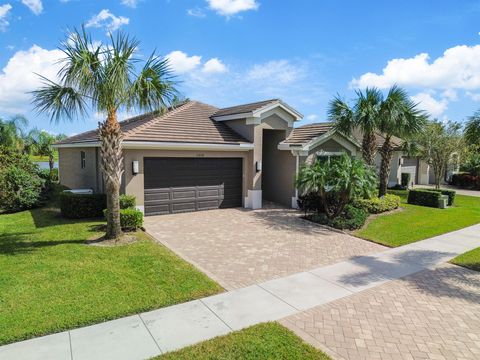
[144,157,243,216]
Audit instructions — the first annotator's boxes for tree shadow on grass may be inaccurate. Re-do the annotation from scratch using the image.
[28,207,104,229]
[335,249,480,305]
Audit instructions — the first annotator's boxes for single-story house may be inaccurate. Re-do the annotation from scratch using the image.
[54,99,433,216]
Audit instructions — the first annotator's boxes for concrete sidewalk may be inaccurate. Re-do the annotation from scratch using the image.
[1,224,480,360]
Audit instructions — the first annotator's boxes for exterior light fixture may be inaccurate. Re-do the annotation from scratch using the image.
[132,161,139,175]
[256,161,262,172]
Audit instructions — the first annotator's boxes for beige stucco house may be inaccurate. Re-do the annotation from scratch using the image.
[55,99,431,216]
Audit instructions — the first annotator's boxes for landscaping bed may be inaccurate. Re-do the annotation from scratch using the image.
[0,204,222,345]
[355,191,480,247]
[156,323,331,360]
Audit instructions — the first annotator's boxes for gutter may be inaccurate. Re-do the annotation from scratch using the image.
[53,141,254,151]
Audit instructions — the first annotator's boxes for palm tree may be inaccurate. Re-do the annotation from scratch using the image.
[28,129,66,177]
[32,28,177,239]
[377,86,426,196]
[0,115,28,151]
[329,88,383,166]
[465,111,480,148]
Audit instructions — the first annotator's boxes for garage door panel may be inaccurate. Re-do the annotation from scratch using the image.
[144,158,242,216]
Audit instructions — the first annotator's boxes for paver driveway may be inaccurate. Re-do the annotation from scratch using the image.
[281,263,480,360]
[144,207,386,290]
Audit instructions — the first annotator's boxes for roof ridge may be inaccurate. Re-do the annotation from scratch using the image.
[217,98,279,111]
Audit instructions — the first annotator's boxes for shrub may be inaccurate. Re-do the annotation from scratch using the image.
[307,205,368,230]
[422,188,456,206]
[119,194,136,209]
[401,173,411,188]
[407,189,443,208]
[353,194,401,214]
[389,184,407,190]
[104,208,143,231]
[0,165,44,213]
[450,173,480,190]
[297,193,323,215]
[60,193,106,218]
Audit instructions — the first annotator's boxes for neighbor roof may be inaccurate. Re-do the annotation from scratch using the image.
[56,101,251,146]
[285,122,404,149]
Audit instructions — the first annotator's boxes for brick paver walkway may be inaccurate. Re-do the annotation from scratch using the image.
[281,264,480,360]
[145,207,386,289]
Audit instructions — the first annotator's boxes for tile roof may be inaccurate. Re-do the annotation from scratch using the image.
[56,101,251,146]
[212,99,279,117]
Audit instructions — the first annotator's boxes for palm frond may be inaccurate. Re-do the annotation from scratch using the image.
[328,95,354,134]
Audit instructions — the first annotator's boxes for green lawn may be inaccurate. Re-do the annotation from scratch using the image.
[156,323,331,360]
[0,204,222,345]
[451,247,480,272]
[355,191,480,247]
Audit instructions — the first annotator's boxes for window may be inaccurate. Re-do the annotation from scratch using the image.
[316,151,345,163]
[80,151,86,169]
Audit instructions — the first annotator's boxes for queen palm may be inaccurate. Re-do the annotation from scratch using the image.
[0,115,28,151]
[377,86,426,196]
[328,88,383,166]
[32,28,177,239]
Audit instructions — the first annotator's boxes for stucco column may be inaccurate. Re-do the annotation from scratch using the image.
[246,125,263,209]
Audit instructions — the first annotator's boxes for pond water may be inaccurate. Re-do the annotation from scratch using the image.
[35,161,59,170]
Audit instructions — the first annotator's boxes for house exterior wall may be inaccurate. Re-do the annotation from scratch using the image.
[58,147,100,191]
[122,149,253,211]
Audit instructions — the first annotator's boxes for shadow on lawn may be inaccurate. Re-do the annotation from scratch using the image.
[337,249,480,304]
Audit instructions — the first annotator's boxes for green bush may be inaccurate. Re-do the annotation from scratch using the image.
[119,194,136,209]
[60,192,106,218]
[0,165,44,213]
[422,188,456,206]
[307,205,368,230]
[297,193,323,215]
[401,173,411,187]
[407,189,442,208]
[354,194,401,214]
[104,208,143,231]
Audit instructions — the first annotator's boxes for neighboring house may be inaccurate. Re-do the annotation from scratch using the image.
[54,99,431,216]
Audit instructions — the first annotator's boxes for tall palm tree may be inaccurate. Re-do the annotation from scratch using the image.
[0,115,28,151]
[32,28,177,239]
[328,88,383,166]
[377,86,426,196]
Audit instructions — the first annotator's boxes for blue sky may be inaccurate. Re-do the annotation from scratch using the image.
[1,0,480,135]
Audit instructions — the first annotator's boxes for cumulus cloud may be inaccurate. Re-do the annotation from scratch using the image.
[246,60,304,85]
[21,0,42,15]
[350,44,480,91]
[165,51,202,74]
[411,92,448,117]
[207,0,259,17]
[202,58,227,74]
[0,4,12,31]
[86,9,129,33]
[121,0,139,8]
[0,45,63,113]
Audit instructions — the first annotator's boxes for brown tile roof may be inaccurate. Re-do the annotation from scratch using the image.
[212,99,279,117]
[57,101,251,146]
[285,122,404,149]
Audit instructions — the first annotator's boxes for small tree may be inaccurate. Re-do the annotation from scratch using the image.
[28,130,66,178]
[465,111,480,149]
[0,115,28,152]
[296,154,377,218]
[416,121,464,189]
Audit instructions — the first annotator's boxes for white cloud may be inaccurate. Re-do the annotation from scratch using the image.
[351,44,480,91]
[306,114,318,121]
[165,51,202,73]
[202,58,227,74]
[121,0,139,8]
[0,4,12,31]
[467,91,480,102]
[0,45,63,113]
[85,9,129,33]
[411,92,448,117]
[21,0,43,15]
[246,60,303,85]
[187,7,206,18]
[207,0,259,17]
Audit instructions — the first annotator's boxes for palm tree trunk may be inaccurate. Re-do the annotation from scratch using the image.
[379,136,393,197]
[362,132,377,166]
[48,154,55,179]
[98,111,124,240]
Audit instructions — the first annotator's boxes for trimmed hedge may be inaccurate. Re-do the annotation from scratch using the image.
[401,173,411,188]
[119,194,136,209]
[60,193,107,218]
[422,188,456,206]
[451,173,480,190]
[354,194,401,214]
[407,189,442,208]
[307,205,368,230]
[104,208,143,231]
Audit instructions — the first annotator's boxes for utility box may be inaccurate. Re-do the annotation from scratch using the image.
[438,195,449,209]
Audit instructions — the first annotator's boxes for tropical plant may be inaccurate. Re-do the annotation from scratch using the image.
[0,115,28,152]
[329,87,383,166]
[32,27,177,239]
[27,129,66,178]
[296,154,377,219]
[415,121,464,189]
[377,86,426,196]
[465,111,480,148]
